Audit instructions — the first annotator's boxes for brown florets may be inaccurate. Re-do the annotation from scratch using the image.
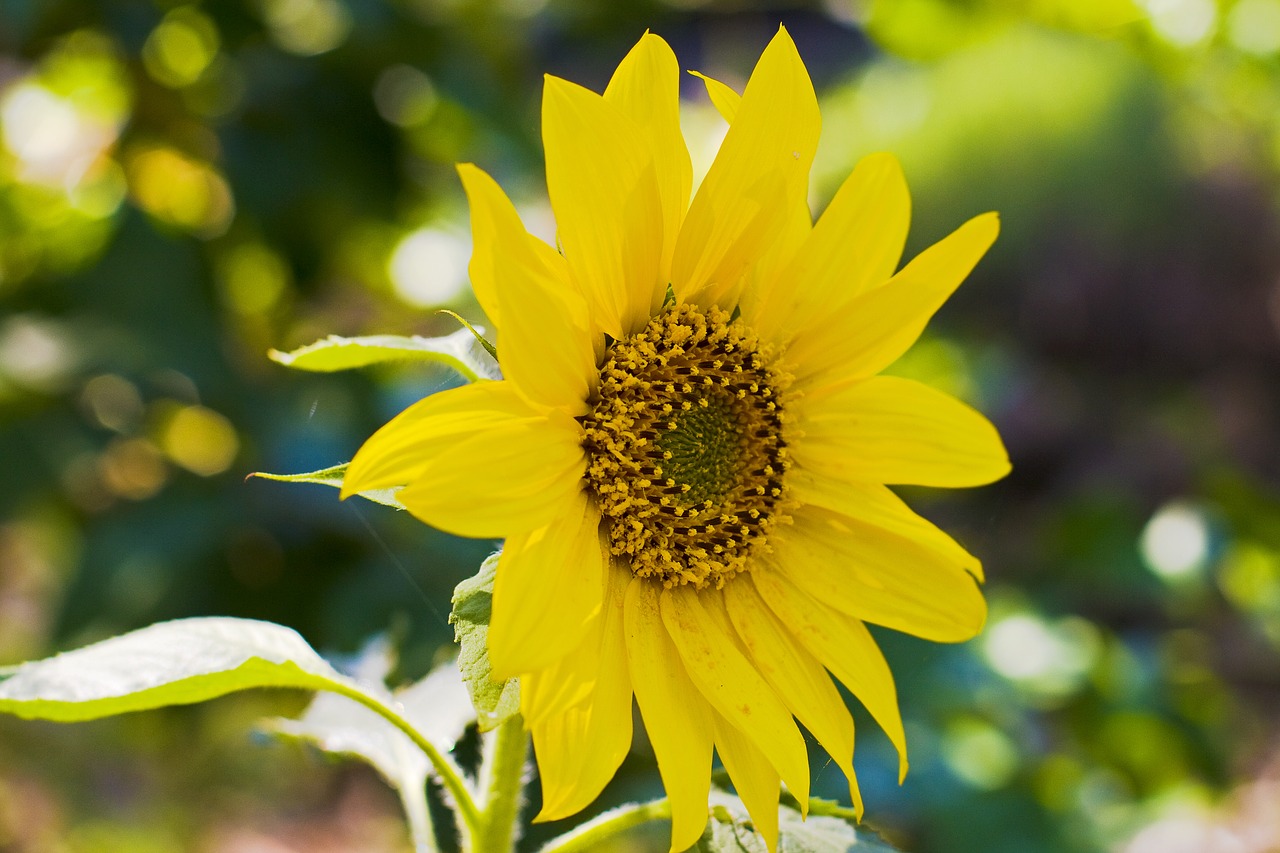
[581,302,790,589]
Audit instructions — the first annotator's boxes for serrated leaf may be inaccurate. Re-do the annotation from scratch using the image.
[695,792,903,853]
[268,328,500,382]
[249,463,406,509]
[449,554,519,732]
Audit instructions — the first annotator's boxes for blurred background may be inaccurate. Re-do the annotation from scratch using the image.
[2,0,1280,850]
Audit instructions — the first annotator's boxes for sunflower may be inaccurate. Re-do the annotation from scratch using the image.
[342,27,1008,853]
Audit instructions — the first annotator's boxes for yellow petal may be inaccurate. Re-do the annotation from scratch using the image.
[672,26,819,309]
[342,381,538,497]
[455,163,506,330]
[605,33,692,287]
[792,376,1011,489]
[749,152,910,348]
[770,505,988,643]
[738,186,811,329]
[523,646,594,732]
[787,211,998,391]
[522,554,630,727]
[625,580,714,852]
[543,75,665,339]
[689,70,740,123]
[711,711,780,852]
[713,64,810,328]
[530,560,633,821]
[457,162,596,413]
[660,586,810,805]
[723,580,863,817]
[394,408,585,539]
[489,490,604,678]
[787,470,984,581]
[750,563,908,781]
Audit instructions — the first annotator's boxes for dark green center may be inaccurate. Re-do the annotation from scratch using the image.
[655,393,746,508]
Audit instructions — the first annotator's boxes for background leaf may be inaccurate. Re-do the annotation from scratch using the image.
[267,637,476,853]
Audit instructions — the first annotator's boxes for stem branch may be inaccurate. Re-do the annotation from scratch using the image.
[537,799,672,853]
[331,682,482,837]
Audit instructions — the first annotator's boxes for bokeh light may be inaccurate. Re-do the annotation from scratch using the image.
[261,0,353,56]
[141,7,221,89]
[126,146,235,236]
[157,404,240,477]
[1140,502,1212,582]
[387,227,470,308]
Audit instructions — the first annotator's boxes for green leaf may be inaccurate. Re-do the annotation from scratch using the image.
[248,462,406,509]
[450,553,519,732]
[694,792,903,853]
[780,808,901,853]
[782,793,862,824]
[695,809,768,853]
[0,618,485,843]
[268,327,500,382]
[436,309,499,361]
[267,638,476,853]
[395,658,481,752]
[0,618,356,721]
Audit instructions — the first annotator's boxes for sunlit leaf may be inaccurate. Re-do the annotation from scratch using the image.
[268,327,500,382]
[0,618,482,850]
[0,617,354,721]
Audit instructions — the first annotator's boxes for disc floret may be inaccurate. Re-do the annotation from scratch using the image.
[582,303,789,589]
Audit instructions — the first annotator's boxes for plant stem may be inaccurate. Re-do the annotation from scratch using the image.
[537,799,672,853]
[331,682,483,837]
[474,712,529,853]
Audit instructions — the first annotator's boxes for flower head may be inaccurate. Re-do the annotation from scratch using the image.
[343,27,1008,852]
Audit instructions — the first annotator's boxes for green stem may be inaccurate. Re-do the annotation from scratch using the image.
[331,682,483,838]
[474,713,529,853]
[537,799,672,853]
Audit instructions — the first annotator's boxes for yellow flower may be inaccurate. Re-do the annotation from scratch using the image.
[343,27,1009,853]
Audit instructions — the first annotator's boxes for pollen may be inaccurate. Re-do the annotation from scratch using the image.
[581,302,790,589]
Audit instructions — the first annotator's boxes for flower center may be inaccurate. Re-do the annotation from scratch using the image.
[581,302,789,589]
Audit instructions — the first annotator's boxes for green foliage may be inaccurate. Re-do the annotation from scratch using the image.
[0,616,489,849]
[268,328,500,382]
[250,462,407,509]
[450,553,520,732]
[267,639,477,853]
[0,618,359,721]
[695,794,903,853]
